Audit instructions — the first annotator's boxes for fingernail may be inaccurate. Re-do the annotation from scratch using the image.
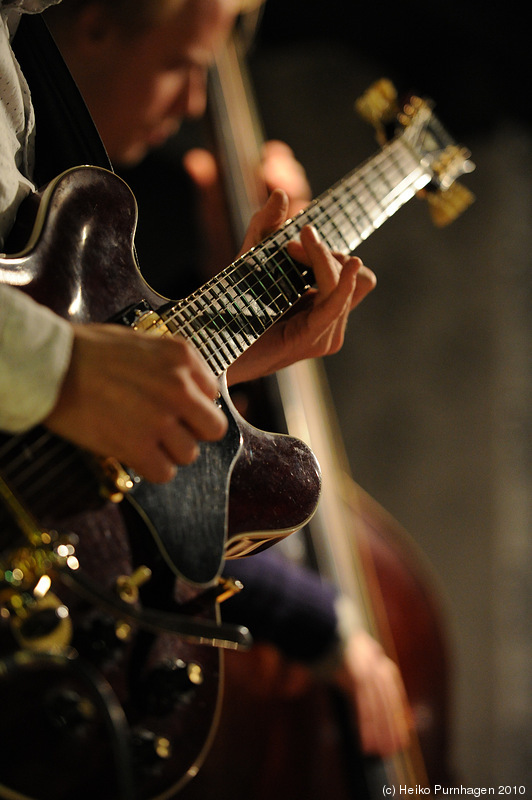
[308,225,320,242]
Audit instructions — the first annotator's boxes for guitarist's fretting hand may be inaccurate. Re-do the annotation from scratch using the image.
[227,188,377,386]
[44,323,228,484]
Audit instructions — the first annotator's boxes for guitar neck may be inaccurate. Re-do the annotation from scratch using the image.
[161,136,430,376]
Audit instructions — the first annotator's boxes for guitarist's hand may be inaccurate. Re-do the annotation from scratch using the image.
[183,140,311,274]
[44,323,228,483]
[227,189,377,385]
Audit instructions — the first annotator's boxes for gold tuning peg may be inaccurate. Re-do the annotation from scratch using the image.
[116,565,152,604]
[425,181,476,227]
[355,79,398,140]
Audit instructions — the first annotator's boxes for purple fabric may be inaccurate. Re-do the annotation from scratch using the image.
[222,550,339,664]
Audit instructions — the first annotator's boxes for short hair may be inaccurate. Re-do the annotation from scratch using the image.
[46,0,263,35]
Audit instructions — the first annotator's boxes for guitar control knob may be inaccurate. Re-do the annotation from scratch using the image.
[72,615,128,664]
[140,658,203,716]
[44,689,96,733]
[132,728,173,768]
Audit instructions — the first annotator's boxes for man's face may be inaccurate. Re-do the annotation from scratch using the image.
[74,0,239,166]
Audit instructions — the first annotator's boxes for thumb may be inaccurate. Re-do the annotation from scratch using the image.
[238,188,289,255]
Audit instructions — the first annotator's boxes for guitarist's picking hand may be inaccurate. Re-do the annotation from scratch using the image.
[44,323,228,484]
[228,189,376,384]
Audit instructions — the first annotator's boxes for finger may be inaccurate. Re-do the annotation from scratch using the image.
[330,253,376,309]
[310,257,360,338]
[301,225,339,295]
[119,433,182,484]
[135,398,225,482]
[159,335,219,398]
[358,683,398,756]
[179,388,228,441]
[160,421,200,466]
[299,226,361,297]
[186,349,221,399]
[352,264,377,308]
[133,453,178,484]
[239,188,289,254]
[370,671,411,756]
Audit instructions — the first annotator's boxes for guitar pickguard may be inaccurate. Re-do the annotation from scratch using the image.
[129,386,242,585]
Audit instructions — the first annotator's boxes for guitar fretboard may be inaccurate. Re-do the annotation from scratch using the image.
[162,136,431,376]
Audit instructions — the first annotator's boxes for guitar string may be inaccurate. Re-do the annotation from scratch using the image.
[169,141,419,328]
[0,430,98,518]
[0,139,427,513]
[156,140,426,372]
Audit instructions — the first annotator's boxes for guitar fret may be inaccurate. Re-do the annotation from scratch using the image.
[192,286,245,365]
[261,247,309,307]
[175,303,227,371]
[359,170,386,225]
[176,301,240,373]
[342,180,376,244]
[254,254,299,313]
[270,263,299,308]
[162,136,433,375]
[318,205,351,252]
[324,140,430,249]
[332,194,366,250]
[0,429,52,475]
[187,269,270,373]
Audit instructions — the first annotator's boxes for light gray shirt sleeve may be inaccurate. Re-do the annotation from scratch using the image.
[0,284,73,431]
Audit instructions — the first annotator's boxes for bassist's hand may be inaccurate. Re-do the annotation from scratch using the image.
[335,629,413,757]
[227,189,376,384]
[44,323,228,483]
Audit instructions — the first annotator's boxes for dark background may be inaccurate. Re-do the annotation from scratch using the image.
[246,0,532,787]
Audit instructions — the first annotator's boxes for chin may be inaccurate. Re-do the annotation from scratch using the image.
[111,141,151,169]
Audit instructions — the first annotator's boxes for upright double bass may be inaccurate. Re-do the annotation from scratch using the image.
[181,17,467,796]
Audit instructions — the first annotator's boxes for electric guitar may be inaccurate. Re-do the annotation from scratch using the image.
[0,82,473,583]
[0,85,472,800]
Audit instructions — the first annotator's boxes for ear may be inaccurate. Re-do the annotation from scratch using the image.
[59,3,122,63]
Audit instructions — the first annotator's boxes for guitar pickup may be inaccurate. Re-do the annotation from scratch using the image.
[112,300,172,337]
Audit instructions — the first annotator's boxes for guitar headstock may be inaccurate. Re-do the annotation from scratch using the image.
[356,79,475,226]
